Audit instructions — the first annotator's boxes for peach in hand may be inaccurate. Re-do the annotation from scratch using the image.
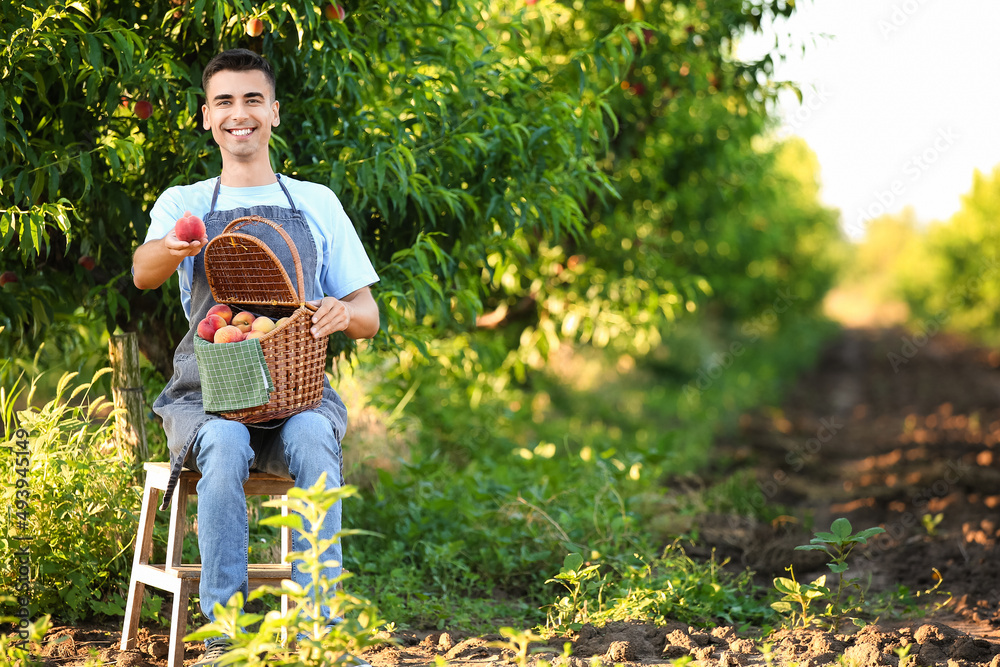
[175,211,206,243]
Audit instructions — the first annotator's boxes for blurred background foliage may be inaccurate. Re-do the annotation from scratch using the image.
[0,0,870,630]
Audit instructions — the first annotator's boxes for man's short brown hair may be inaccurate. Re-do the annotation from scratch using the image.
[202,49,276,97]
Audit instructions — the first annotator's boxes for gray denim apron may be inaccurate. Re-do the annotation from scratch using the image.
[151,174,349,510]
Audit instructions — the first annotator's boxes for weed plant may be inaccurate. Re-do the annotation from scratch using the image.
[186,475,385,665]
[542,545,774,632]
[772,518,886,630]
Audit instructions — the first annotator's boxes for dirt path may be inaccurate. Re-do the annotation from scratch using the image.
[29,327,1000,665]
[719,327,1000,626]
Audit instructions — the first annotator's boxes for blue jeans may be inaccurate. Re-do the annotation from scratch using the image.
[189,412,344,628]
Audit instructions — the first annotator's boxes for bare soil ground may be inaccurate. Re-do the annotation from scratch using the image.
[27,327,1000,665]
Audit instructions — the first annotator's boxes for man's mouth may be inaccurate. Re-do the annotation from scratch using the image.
[227,128,254,136]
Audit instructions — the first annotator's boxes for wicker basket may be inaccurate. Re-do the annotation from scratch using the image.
[201,215,328,424]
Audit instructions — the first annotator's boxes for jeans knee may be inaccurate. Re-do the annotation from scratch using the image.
[281,412,341,478]
[194,420,252,478]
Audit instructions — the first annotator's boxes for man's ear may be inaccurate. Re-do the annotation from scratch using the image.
[272,100,280,127]
[202,104,211,131]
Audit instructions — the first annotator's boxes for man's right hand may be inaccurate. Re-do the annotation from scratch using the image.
[164,229,209,257]
[133,224,209,290]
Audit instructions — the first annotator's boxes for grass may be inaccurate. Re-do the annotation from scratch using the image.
[339,313,840,632]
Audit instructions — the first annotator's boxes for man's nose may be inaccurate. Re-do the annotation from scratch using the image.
[230,102,249,120]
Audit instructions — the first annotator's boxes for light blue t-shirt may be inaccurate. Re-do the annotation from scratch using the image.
[145,175,379,321]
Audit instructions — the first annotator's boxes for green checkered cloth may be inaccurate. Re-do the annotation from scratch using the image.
[194,336,275,412]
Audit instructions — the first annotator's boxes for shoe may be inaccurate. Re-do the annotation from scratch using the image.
[192,640,231,666]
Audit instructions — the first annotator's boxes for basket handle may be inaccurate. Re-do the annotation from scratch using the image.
[220,215,307,303]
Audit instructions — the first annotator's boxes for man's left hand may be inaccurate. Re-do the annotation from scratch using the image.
[307,296,351,338]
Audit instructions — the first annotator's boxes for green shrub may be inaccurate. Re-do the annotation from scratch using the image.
[0,370,140,623]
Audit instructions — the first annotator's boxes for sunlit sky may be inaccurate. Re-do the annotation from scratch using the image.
[738,0,1000,239]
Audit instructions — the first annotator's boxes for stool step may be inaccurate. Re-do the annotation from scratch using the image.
[130,563,294,599]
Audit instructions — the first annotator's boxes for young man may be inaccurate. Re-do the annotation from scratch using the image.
[132,48,379,666]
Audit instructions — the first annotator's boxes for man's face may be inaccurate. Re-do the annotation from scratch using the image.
[202,69,279,161]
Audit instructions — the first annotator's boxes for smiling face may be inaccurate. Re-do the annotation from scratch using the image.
[202,69,280,163]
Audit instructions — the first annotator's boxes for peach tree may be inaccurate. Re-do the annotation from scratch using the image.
[0,0,638,378]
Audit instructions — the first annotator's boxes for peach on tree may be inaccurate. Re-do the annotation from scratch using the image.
[246,17,264,37]
[134,100,153,120]
[323,3,346,21]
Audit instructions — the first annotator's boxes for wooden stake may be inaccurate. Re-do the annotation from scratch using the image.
[109,332,147,460]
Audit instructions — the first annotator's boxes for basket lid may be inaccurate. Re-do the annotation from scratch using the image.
[204,216,304,308]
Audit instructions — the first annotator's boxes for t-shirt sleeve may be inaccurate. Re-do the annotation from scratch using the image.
[143,187,195,319]
[319,194,379,300]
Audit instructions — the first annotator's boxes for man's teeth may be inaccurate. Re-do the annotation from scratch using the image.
[230,128,253,136]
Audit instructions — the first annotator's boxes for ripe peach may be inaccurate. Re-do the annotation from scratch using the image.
[232,311,256,332]
[175,210,206,243]
[78,255,96,271]
[245,330,265,340]
[198,313,228,341]
[324,3,346,20]
[134,100,153,120]
[214,325,245,343]
[0,271,17,287]
[246,17,264,37]
[275,317,290,328]
[251,316,275,334]
[206,304,233,324]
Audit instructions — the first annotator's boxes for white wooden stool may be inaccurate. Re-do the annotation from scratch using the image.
[120,462,294,667]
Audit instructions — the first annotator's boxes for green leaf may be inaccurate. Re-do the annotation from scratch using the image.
[853,526,886,541]
[562,552,584,573]
[831,517,853,540]
[772,577,798,595]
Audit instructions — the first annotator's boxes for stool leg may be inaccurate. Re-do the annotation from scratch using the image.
[168,579,193,667]
[166,476,189,569]
[121,479,160,651]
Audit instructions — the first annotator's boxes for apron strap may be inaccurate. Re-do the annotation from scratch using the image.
[275,174,299,214]
[209,176,222,214]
